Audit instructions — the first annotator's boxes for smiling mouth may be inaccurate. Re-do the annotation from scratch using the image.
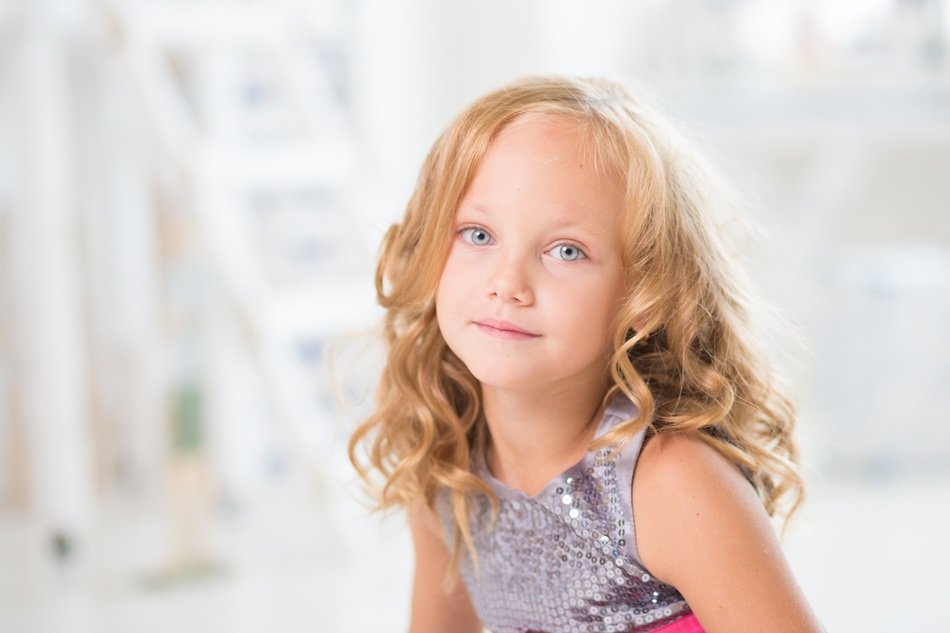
[474,319,541,340]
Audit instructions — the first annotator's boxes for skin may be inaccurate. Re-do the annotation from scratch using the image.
[633,434,824,633]
[408,500,482,633]
[410,114,823,633]
[435,114,627,496]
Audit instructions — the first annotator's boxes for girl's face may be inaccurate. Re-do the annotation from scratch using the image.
[436,115,626,394]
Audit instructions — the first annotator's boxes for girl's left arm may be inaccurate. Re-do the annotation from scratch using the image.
[633,433,823,633]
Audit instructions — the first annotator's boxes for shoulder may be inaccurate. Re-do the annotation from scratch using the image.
[635,431,745,491]
[631,432,822,631]
[407,498,483,633]
[408,497,449,545]
[633,432,763,581]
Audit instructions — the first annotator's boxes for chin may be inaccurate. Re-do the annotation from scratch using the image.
[464,362,547,391]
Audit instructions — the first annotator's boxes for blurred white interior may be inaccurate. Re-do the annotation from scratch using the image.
[1,0,949,631]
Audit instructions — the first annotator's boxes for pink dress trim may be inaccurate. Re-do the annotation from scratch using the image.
[650,613,705,632]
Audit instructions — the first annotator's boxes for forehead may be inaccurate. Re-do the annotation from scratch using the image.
[492,113,597,163]
[474,113,622,192]
[460,114,624,228]
[500,111,620,171]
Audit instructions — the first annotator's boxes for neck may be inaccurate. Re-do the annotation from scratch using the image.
[481,380,609,496]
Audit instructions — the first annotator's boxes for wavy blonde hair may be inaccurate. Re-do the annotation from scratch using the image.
[349,75,803,567]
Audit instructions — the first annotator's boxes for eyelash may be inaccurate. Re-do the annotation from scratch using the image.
[459,225,495,246]
[549,242,587,262]
[457,225,587,262]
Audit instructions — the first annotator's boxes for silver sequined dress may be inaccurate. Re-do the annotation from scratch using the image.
[437,394,697,633]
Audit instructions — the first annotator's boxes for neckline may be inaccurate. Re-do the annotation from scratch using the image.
[477,392,635,501]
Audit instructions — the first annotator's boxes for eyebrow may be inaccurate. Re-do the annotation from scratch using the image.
[546,218,602,243]
[456,203,490,216]
[457,204,605,242]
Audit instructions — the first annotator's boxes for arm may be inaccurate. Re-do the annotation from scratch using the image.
[633,433,823,633]
[407,500,483,633]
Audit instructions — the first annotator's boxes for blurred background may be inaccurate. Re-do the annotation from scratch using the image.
[1,0,949,631]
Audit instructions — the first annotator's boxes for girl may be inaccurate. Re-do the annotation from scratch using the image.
[349,76,823,633]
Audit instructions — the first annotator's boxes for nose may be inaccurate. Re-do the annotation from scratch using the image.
[488,252,535,305]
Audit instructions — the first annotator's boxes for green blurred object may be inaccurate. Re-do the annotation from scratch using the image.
[171,381,204,453]
[139,560,229,591]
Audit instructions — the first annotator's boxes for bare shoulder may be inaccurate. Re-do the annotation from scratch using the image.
[407,498,482,633]
[632,432,823,633]
[633,432,762,583]
[635,432,750,504]
[408,497,446,541]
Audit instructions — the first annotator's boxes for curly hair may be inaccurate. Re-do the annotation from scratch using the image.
[348,75,804,568]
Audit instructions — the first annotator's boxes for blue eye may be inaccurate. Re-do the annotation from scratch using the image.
[550,243,586,261]
[460,227,493,246]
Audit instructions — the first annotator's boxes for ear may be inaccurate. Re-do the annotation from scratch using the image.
[632,316,650,334]
[624,327,648,343]
[626,313,652,339]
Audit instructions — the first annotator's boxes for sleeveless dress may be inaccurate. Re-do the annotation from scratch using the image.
[437,394,705,633]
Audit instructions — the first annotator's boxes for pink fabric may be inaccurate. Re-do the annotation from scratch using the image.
[650,613,705,633]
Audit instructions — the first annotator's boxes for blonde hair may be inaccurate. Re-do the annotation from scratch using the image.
[348,75,804,567]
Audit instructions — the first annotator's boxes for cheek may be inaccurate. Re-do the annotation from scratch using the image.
[436,252,473,304]
[578,278,625,335]
[434,277,450,326]
[434,269,461,334]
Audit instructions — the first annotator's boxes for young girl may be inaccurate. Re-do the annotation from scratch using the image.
[349,75,822,633]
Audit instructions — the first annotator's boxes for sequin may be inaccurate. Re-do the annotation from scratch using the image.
[435,394,695,633]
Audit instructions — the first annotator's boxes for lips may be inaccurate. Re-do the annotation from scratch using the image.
[474,318,541,340]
